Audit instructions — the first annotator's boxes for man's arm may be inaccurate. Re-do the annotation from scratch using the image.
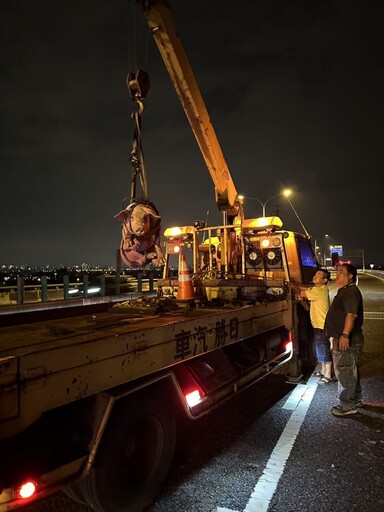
[339,312,358,350]
[290,280,309,299]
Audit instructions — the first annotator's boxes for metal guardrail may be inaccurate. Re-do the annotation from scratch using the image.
[0,273,158,307]
[363,269,384,281]
[2,269,381,308]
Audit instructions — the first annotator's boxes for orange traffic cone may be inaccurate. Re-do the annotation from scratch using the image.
[177,254,195,300]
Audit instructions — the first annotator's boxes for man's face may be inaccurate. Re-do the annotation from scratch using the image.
[312,270,327,285]
[335,266,352,288]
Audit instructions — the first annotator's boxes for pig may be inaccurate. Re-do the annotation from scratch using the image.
[115,201,165,267]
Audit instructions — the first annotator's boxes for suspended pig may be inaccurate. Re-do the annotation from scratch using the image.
[115,201,165,267]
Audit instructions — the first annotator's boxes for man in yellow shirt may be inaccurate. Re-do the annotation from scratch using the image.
[299,268,332,384]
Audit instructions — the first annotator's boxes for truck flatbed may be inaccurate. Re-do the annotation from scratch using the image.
[0,298,289,440]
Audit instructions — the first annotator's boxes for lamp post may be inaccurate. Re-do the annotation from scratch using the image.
[240,188,292,217]
[314,239,320,261]
[323,234,331,266]
[239,194,279,217]
[240,190,311,238]
[314,237,334,266]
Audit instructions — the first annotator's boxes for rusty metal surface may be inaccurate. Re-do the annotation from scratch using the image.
[0,299,288,439]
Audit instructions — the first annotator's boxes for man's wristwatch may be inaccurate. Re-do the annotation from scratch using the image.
[341,333,350,338]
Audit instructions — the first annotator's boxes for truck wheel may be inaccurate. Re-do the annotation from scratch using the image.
[69,389,176,512]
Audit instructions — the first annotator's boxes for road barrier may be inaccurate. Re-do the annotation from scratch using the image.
[0,272,158,307]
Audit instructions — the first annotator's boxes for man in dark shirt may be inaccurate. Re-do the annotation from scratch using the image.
[324,263,364,416]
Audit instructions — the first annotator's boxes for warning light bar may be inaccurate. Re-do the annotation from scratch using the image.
[164,226,195,240]
[243,216,283,232]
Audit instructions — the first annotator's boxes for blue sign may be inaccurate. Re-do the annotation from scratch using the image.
[330,245,343,257]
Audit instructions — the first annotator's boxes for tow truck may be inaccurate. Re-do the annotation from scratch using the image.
[0,1,317,511]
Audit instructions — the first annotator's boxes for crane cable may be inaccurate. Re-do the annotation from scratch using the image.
[124,0,151,206]
[128,76,149,203]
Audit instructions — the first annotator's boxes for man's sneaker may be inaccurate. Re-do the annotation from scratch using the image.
[331,405,358,417]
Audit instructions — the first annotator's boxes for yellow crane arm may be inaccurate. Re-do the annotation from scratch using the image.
[139,0,241,216]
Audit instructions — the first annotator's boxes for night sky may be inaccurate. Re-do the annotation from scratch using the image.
[1,0,383,268]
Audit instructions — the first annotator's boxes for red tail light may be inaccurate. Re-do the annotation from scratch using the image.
[185,389,202,407]
[18,481,37,499]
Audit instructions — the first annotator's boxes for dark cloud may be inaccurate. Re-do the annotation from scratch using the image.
[1,0,384,267]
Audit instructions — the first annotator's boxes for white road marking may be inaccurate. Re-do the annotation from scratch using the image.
[216,377,318,512]
[364,311,384,319]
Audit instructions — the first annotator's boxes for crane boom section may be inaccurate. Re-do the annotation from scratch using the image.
[140,1,239,214]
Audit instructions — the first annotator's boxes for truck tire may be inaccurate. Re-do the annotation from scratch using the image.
[67,389,176,512]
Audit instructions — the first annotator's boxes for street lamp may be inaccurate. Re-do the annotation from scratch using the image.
[240,190,311,238]
[240,188,292,217]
